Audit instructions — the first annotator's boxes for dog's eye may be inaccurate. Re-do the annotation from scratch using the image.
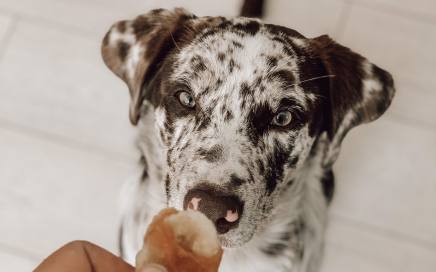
[177,91,196,108]
[272,110,292,127]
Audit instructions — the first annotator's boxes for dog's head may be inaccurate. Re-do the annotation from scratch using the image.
[102,9,394,248]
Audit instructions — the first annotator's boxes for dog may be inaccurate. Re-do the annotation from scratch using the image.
[101,4,395,272]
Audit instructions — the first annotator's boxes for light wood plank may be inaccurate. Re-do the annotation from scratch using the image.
[0,14,12,43]
[321,215,436,272]
[332,117,436,245]
[263,0,346,38]
[386,77,436,129]
[340,5,436,92]
[0,0,242,36]
[0,250,36,272]
[0,0,134,36]
[0,21,138,161]
[355,0,436,22]
[0,126,136,263]
[81,0,243,17]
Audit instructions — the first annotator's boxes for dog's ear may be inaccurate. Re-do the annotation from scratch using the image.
[311,35,395,166]
[101,8,195,125]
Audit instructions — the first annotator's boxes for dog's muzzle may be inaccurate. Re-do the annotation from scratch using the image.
[183,187,244,234]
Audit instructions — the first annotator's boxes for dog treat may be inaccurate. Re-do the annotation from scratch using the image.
[135,208,223,272]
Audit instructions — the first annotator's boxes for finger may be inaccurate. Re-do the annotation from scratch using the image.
[34,240,134,272]
[138,263,168,272]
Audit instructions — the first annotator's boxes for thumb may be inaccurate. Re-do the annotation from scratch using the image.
[138,263,168,272]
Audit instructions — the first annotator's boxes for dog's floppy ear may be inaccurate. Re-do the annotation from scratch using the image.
[311,35,395,166]
[101,8,195,125]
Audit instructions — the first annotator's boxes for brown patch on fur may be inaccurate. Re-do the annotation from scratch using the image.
[217,52,225,62]
[102,9,201,124]
[197,145,223,163]
[117,41,130,61]
[267,69,295,88]
[310,35,395,163]
[117,20,128,33]
[266,56,278,69]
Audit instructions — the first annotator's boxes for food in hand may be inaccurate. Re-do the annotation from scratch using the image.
[136,208,223,272]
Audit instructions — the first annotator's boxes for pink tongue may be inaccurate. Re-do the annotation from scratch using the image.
[224,210,239,222]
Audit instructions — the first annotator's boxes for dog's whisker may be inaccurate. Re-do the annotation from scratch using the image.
[169,31,181,51]
[300,74,336,84]
[286,75,336,89]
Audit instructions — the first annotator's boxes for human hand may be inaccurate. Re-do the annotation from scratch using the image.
[34,240,167,272]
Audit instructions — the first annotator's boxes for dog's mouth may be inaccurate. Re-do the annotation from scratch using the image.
[216,219,257,248]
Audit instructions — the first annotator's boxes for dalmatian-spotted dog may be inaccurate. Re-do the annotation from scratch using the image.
[101,6,395,272]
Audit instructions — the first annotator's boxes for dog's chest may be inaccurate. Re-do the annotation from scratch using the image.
[220,248,294,272]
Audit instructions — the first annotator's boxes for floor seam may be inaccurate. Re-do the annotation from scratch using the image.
[0,13,18,62]
[330,212,436,252]
[0,242,41,263]
[0,116,137,166]
[0,6,100,40]
[353,0,436,26]
[386,113,436,134]
[334,0,355,40]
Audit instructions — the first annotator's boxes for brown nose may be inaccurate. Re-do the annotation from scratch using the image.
[183,188,243,234]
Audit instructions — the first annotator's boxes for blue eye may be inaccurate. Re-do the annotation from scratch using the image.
[177,91,196,108]
[272,110,292,126]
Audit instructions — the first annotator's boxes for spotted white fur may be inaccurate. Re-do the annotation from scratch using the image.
[101,8,395,272]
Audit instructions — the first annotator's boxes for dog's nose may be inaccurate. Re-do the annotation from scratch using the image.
[183,188,243,234]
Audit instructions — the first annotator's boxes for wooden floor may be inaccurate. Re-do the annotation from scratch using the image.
[0,0,435,271]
